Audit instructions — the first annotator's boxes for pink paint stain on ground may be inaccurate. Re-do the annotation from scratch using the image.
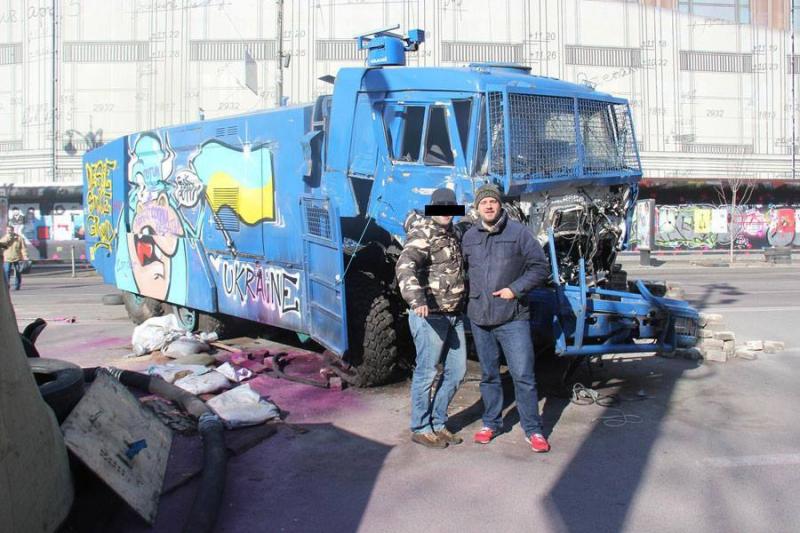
[246,353,363,422]
[40,336,131,363]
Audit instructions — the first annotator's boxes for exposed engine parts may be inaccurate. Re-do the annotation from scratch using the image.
[522,184,634,284]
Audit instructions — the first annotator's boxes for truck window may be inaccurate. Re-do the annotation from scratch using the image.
[452,99,471,156]
[398,106,425,161]
[475,96,489,175]
[423,106,454,166]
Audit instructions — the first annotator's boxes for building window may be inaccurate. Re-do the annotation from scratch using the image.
[793,0,800,31]
[678,1,750,25]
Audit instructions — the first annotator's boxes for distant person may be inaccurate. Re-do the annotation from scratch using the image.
[0,225,29,291]
[462,184,552,452]
[396,187,467,449]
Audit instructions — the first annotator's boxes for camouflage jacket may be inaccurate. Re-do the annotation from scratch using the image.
[395,211,466,313]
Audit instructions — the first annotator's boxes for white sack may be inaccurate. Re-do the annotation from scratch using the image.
[206,384,280,429]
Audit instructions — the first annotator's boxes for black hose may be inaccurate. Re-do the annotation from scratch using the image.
[271,352,330,388]
[84,367,226,533]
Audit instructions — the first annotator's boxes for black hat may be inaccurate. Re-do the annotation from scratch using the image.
[430,187,457,205]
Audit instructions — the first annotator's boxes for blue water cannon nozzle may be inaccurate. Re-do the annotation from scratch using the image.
[355,25,425,67]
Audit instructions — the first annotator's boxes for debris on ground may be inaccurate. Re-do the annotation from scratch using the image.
[146,363,211,384]
[61,372,172,525]
[131,315,218,356]
[174,370,231,395]
[206,384,280,429]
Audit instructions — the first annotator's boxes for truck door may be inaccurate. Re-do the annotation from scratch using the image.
[370,99,471,236]
[300,196,348,355]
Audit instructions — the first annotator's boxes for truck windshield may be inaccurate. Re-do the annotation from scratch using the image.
[482,92,640,179]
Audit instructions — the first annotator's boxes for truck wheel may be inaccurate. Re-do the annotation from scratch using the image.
[198,313,243,339]
[345,271,402,387]
[28,358,85,423]
[122,292,164,325]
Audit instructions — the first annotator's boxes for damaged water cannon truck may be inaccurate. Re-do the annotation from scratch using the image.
[83,26,700,386]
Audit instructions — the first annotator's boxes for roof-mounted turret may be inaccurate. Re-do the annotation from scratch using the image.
[355,25,425,67]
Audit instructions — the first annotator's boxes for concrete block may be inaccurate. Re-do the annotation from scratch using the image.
[707,322,729,332]
[666,288,685,300]
[699,313,724,325]
[745,340,764,351]
[703,349,728,362]
[735,348,758,360]
[713,331,736,341]
[698,338,724,349]
[764,340,786,353]
[723,340,736,354]
[699,328,714,339]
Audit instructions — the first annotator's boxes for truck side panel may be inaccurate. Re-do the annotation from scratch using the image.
[86,105,346,348]
[83,138,128,286]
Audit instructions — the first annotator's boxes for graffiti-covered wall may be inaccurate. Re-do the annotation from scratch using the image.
[0,200,86,260]
[631,203,800,250]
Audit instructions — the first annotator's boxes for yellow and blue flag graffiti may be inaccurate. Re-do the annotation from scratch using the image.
[193,141,275,224]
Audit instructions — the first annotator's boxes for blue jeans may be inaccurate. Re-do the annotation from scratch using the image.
[408,312,467,434]
[471,319,543,437]
[3,261,21,290]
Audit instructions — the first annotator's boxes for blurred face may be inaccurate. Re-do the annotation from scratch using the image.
[478,197,501,224]
[6,226,14,236]
[432,215,453,226]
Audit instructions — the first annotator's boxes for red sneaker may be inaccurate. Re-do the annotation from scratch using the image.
[528,433,550,453]
[473,427,496,444]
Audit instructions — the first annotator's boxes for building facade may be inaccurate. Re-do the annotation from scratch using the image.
[1,0,799,253]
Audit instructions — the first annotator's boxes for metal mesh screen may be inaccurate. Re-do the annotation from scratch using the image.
[487,92,505,175]
[611,104,640,170]
[305,204,332,240]
[578,100,640,174]
[507,94,577,178]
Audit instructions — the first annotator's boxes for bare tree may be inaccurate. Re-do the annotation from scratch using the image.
[715,176,756,264]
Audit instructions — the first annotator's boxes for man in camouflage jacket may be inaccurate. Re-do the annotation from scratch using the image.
[396,187,467,449]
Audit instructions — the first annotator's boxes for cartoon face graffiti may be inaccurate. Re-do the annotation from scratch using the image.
[128,192,184,300]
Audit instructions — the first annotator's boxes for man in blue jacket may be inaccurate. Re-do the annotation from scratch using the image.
[462,184,552,452]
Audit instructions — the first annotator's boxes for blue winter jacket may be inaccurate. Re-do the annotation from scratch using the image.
[462,211,550,327]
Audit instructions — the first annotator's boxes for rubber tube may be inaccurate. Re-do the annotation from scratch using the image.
[84,367,226,533]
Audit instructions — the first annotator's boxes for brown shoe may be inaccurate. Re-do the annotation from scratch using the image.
[435,428,463,445]
[411,432,448,449]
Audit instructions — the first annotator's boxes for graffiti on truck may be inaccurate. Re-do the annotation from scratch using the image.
[209,256,301,316]
[631,203,800,250]
[86,159,116,260]
[114,130,279,310]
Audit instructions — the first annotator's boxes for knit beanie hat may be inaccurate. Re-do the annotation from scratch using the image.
[430,187,457,205]
[473,184,502,208]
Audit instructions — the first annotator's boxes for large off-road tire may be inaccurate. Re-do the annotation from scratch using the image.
[344,271,405,387]
[28,358,85,423]
[122,291,164,325]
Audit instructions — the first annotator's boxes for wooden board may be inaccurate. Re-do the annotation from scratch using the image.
[62,372,172,524]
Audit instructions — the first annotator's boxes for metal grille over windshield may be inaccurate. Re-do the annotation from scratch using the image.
[578,99,640,173]
[489,93,641,180]
[506,94,577,179]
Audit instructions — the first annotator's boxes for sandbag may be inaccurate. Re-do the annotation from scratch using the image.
[206,384,280,429]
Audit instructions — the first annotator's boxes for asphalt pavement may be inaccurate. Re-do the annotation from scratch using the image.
[7,258,800,533]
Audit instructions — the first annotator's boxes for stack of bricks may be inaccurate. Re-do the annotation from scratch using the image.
[695,313,735,362]
[733,340,785,360]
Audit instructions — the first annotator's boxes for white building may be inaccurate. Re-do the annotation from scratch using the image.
[0,0,798,191]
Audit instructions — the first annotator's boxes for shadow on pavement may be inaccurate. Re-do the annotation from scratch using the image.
[63,423,393,533]
[542,354,703,531]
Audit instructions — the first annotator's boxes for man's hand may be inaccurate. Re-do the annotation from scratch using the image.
[492,288,516,300]
[413,305,429,318]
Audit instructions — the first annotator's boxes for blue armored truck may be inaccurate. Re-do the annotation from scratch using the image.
[84,28,698,386]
